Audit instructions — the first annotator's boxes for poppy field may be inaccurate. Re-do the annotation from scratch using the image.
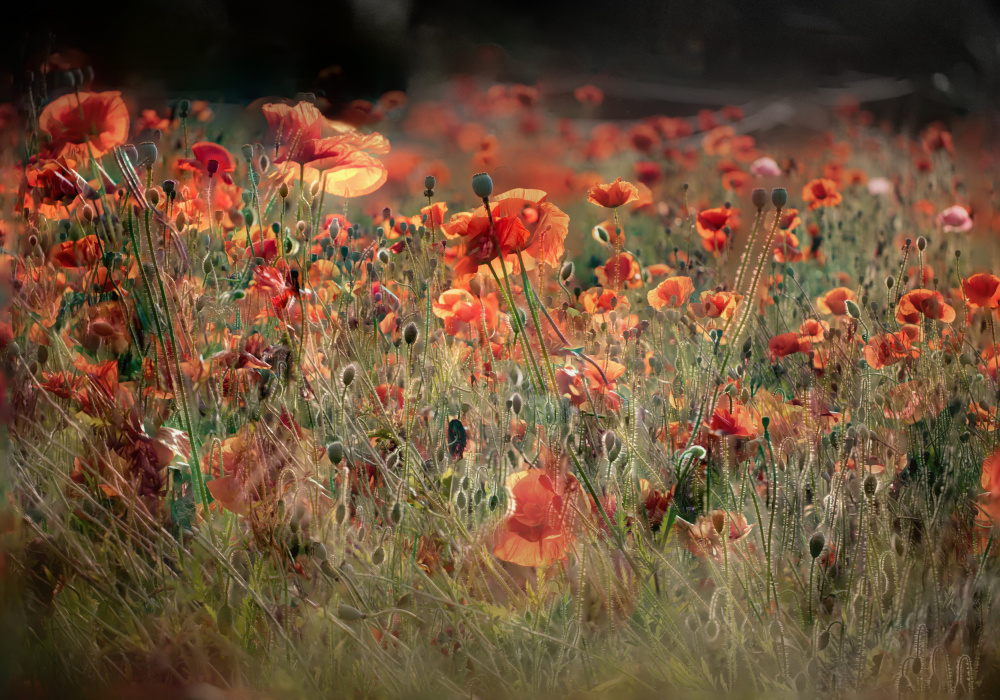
[3,66,1000,699]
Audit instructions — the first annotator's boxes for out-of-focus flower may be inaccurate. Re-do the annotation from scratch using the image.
[937,205,973,232]
[39,91,129,159]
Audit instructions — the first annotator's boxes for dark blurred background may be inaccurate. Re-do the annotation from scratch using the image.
[4,0,1000,126]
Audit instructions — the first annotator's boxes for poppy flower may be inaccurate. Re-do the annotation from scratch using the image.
[937,205,973,232]
[21,156,84,217]
[432,289,499,336]
[493,468,582,567]
[677,509,754,561]
[709,402,758,438]
[798,318,829,342]
[49,234,103,268]
[587,177,640,208]
[452,214,531,278]
[768,332,811,360]
[801,178,842,210]
[692,290,742,320]
[962,273,1000,309]
[38,91,129,159]
[815,287,856,316]
[574,85,604,106]
[863,329,919,369]
[647,276,695,310]
[750,156,782,177]
[595,252,641,290]
[695,207,732,241]
[776,208,802,232]
[895,289,956,324]
[176,141,237,184]
[491,189,570,269]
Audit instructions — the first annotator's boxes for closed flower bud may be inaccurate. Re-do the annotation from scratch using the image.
[863,474,878,497]
[510,392,522,415]
[162,179,176,195]
[337,604,366,621]
[278,182,289,199]
[471,172,494,199]
[916,236,927,251]
[845,299,861,319]
[403,322,419,345]
[326,441,344,464]
[771,187,788,209]
[751,188,768,211]
[809,531,826,559]
[885,275,895,289]
[146,189,160,207]
[560,261,574,282]
[341,364,356,387]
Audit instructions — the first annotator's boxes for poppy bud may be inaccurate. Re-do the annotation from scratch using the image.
[91,320,114,337]
[809,531,825,559]
[82,204,95,222]
[337,604,366,621]
[259,154,270,171]
[885,275,895,289]
[326,441,344,464]
[378,249,390,265]
[603,431,616,454]
[177,99,191,117]
[469,277,482,297]
[36,345,49,366]
[372,546,385,566]
[146,189,160,207]
[916,236,927,251]
[845,299,861,319]
[424,175,436,191]
[403,322,419,345]
[510,392,522,415]
[471,172,494,199]
[751,188,768,211]
[770,187,788,209]
[560,261,574,282]
[206,159,220,176]
[341,364,356,387]
[278,182,289,199]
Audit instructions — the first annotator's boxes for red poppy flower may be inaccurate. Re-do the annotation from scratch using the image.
[895,289,956,324]
[802,178,843,210]
[768,332,811,360]
[963,273,1000,309]
[39,91,129,159]
[863,329,920,369]
[574,85,604,106]
[595,252,641,290]
[587,177,640,208]
[647,276,695,310]
[177,141,237,184]
[695,207,732,241]
[493,468,582,567]
[452,214,531,278]
[798,318,829,342]
[815,287,856,316]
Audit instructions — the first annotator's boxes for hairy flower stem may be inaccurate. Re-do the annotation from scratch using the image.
[135,209,210,516]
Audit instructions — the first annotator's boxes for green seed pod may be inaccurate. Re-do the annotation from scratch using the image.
[334,503,347,525]
[341,364,356,387]
[471,172,494,199]
[390,502,402,524]
[771,187,788,209]
[372,546,385,566]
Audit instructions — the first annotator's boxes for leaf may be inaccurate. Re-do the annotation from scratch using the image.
[171,494,196,530]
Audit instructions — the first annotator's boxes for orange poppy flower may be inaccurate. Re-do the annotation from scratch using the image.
[895,289,956,324]
[963,273,1000,309]
[39,91,129,159]
[709,402,758,438]
[493,468,582,567]
[863,329,919,369]
[692,290,742,320]
[432,289,499,336]
[776,208,802,232]
[798,318,829,342]
[177,141,237,184]
[574,84,604,106]
[815,287,856,315]
[802,178,843,210]
[647,276,695,310]
[49,234,103,268]
[677,509,755,561]
[695,207,733,241]
[595,252,641,290]
[587,177,640,208]
[768,332,811,360]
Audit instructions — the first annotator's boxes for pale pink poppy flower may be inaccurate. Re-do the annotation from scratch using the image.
[867,177,892,195]
[750,156,782,177]
[937,205,973,232]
